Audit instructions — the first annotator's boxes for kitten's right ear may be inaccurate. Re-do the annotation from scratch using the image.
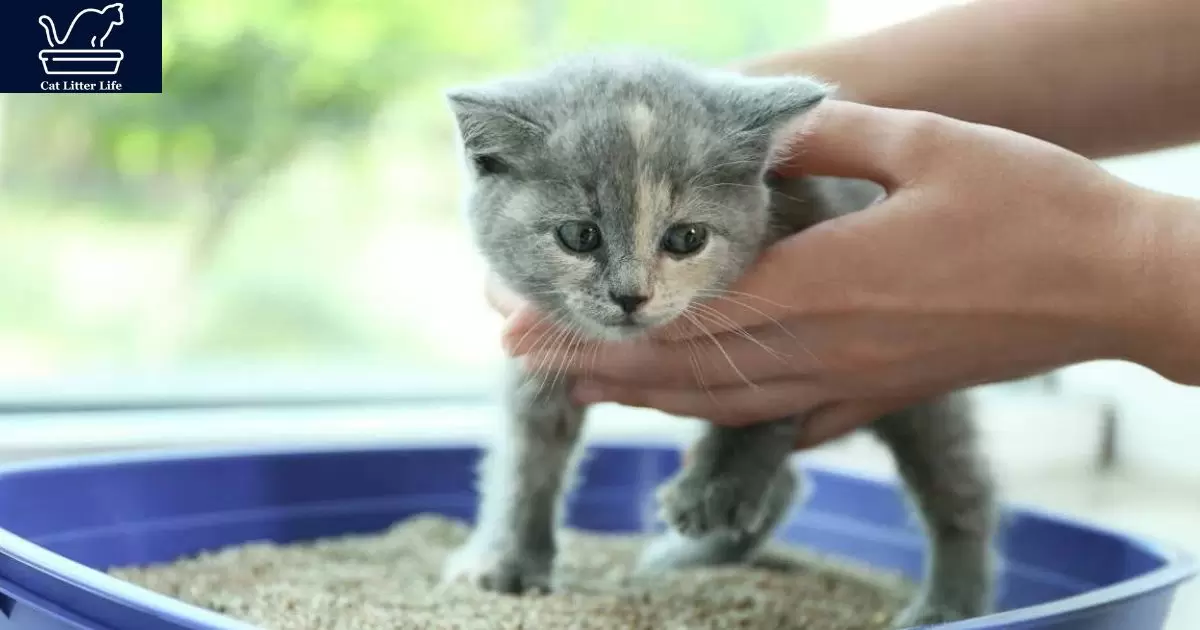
[445,86,546,157]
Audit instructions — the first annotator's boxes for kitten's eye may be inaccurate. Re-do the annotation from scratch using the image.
[661,223,709,256]
[472,154,509,176]
[555,221,602,253]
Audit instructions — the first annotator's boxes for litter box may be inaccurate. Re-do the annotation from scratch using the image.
[37,50,125,75]
[0,444,1191,629]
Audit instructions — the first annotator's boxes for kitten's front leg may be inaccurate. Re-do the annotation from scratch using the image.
[443,360,587,594]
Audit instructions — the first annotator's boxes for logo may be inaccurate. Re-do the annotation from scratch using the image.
[0,0,161,93]
[38,3,126,76]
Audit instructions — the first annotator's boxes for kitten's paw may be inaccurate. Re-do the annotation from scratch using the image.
[634,530,754,574]
[891,598,977,628]
[441,544,553,595]
[657,469,776,538]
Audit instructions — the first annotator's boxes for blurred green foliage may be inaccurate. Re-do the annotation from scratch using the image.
[0,0,827,377]
[7,0,824,199]
[6,0,538,221]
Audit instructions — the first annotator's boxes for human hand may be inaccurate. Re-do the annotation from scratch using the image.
[490,100,1165,447]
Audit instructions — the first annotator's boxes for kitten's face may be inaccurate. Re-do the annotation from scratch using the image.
[462,109,773,340]
[449,54,826,340]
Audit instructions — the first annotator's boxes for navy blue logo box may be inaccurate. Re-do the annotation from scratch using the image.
[1,0,162,93]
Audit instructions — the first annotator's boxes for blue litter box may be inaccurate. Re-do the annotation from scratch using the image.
[0,444,1191,629]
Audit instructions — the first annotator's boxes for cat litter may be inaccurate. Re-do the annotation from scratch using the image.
[110,514,910,630]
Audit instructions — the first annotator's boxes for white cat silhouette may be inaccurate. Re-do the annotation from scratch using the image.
[38,3,125,49]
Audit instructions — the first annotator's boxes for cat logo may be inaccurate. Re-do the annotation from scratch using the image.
[36,2,125,75]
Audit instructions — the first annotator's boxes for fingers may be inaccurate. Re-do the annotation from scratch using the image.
[484,275,523,317]
[793,396,914,449]
[486,278,560,353]
[496,277,801,349]
[519,326,815,388]
[646,104,967,344]
[776,100,954,188]
[574,378,825,427]
[501,309,554,352]
[501,307,567,357]
[488,280,560,355]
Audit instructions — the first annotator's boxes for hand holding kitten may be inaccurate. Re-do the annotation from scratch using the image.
[495,100,1200,446]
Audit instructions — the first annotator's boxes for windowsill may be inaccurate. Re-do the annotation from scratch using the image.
[0,386,1108,487]
[0,367,493,413]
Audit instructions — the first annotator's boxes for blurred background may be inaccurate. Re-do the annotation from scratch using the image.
[1,0,833,391]
[1,0,1198,626]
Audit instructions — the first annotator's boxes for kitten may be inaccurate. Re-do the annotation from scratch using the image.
[441,51,997,628]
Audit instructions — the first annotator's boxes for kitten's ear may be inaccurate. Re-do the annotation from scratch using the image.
[710,73,832,168]
[716,73,832,137]
[445,84,546,156]
[731,75,831,133]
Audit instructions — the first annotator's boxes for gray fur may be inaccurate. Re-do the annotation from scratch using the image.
[442,51,997,627]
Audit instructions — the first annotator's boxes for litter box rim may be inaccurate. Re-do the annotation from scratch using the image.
[0,442,1192,630]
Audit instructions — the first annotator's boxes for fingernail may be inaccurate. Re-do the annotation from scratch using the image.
[501,334,520,356]
[500,324,527,356]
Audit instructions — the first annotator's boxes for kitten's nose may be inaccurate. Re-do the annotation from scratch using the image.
[609,291,649,314]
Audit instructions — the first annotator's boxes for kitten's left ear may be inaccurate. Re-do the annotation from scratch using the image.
[717,73,832,138]
[708,73,832,168]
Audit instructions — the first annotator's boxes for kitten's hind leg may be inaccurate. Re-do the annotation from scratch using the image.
[636,418,799,572]
[443,362,587,594]
[870,394,998,627]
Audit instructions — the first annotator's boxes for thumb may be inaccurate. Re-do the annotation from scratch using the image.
[484,274,524,317]
[775,100,934,189]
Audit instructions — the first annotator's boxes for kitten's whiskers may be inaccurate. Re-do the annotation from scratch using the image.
[694,289,824,368]
[688,302,788,363]
[548,329,586,393]
[678,311,724,411]
[678,309,757,391]
[525,310,575,396]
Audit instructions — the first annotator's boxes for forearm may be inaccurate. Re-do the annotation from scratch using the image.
[1118,191,1200,385]
[738,0,1200,159]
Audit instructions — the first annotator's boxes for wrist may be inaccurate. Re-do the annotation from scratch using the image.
[1103,186,1200,384]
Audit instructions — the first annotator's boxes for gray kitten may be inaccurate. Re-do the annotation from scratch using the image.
[441,51,997,628]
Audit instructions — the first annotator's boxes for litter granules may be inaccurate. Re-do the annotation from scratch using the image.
[110,514,910,630]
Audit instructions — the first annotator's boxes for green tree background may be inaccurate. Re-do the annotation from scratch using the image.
[0,0,827,381]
